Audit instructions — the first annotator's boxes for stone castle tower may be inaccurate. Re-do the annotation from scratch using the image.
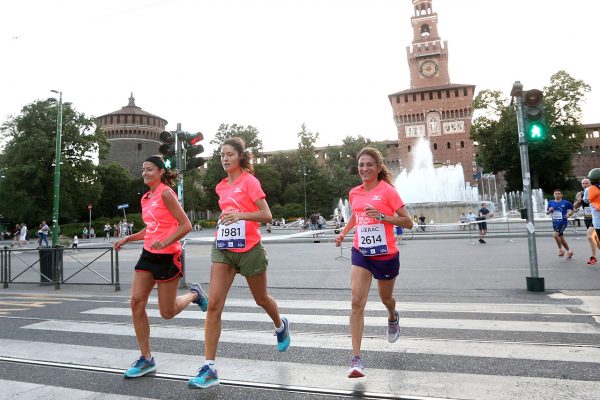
[96,94,168,177]
[388,0,477,184]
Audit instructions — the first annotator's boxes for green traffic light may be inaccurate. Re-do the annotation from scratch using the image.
[164,159,172,169]
[528,122,544,140]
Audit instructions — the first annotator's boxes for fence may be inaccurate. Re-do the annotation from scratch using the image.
[1,246,120,291]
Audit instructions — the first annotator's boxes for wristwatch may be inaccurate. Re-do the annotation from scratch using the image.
[378,213,385,222]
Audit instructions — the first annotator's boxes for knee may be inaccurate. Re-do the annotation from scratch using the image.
[206,299,224,315]
[379,293,395,305]
[159,307,176,320]
[254,295,272,309]
[130,295,147,314]
[351,295,367,312]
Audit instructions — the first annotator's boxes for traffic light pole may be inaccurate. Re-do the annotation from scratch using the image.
[175,123,186,289]
[512,81,544,292]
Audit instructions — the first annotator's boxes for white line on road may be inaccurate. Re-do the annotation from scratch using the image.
[21,320,600,363]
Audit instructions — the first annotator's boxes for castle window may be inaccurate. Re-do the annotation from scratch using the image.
[594,130,599,138]
[412,94,417,101]
[404,94,409,103]
[446,90,450,98]
[408,145,411,152]
[433,143,438,150]
[447,142,451,149]
[420,93,425,101]
[420,24,431,37]
[396,95,400,104]
[437,90,441,99]
[116,115,120,124]
[110,116,113,124]
[455,89,459,97]
[461,141,465,148]
[429,92,433,100]
[138,143,142,151]
[463,88,468,96]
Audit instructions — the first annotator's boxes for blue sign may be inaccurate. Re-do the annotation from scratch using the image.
[117,203,129,210]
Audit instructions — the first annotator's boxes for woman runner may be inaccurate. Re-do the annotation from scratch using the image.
[334,147,413,378]
[113,155,208,379]
[188,137,290,389]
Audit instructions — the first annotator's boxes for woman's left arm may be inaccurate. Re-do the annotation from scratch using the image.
[150,190,193,250]
[382,207,414,229]
[220,198,272,225]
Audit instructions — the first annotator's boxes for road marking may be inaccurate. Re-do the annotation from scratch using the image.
[1,339,598,400]
[83,307,600,334]
[1,379,155,400]
[21,320,600,363]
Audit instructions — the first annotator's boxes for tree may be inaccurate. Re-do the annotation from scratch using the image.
[471,71,590,192]
[96,162,135,217]
[0,99,108,224]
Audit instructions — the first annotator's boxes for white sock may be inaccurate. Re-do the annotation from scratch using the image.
[275,323,284,333]
[205,360,216,371]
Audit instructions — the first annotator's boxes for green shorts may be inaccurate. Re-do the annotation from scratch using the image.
[211,242,268,277]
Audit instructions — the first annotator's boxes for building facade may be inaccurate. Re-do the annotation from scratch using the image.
[573,123,600,178]
[96,94,168,177]
[388,0,477,184]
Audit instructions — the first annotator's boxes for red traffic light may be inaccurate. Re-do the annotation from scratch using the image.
[189,132,203,146]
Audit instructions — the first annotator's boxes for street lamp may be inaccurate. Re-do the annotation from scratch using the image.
[299,164,310,219]
[49,90,65,246]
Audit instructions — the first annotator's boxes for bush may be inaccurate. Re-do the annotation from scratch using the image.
[199,220,218,229]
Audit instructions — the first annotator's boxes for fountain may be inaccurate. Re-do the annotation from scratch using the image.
[394,138,481,224]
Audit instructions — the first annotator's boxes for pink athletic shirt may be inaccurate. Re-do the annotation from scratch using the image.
[141,183,181,254]
[349,179,404,257]
[215,170,266,253]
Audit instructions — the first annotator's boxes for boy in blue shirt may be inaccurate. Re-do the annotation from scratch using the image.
[546,189,574,259]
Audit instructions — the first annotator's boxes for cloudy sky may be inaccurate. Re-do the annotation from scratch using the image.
[1,0,598,152]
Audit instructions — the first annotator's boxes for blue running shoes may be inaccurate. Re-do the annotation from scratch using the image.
[276,316,290,352]
[124,355,156,378]
[189,282,208,312]
[188,365,220,389]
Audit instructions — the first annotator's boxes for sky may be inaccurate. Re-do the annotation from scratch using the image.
[1,0,599,153]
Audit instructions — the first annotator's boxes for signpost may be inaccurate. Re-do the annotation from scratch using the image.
[87,204,92,239]
[117,204,129,224]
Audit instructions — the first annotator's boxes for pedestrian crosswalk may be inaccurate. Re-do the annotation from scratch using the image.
[1,292,599,399]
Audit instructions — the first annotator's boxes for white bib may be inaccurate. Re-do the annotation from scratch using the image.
[357,224,388,256]
[584,207,592,218]
[551,210,563,220]
[216,220,246,249]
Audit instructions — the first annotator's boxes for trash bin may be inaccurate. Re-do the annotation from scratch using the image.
[39,247,62,283]
[520,208,528,220]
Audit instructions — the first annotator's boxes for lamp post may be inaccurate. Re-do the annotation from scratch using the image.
[300,164,309,219]
[50,90,64,246]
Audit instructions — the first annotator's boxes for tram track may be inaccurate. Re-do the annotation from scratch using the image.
[0,356,453,400]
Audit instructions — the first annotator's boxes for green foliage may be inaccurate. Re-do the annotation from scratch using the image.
[471,71,589,192]
[95,162,136,217]
[0,100,108,225]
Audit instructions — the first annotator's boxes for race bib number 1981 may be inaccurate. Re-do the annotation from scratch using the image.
[216,221,246,249]
[358,224,388,256]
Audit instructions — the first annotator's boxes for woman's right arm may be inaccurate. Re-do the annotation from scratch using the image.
[113,228,146,251]
[335,214,356,247]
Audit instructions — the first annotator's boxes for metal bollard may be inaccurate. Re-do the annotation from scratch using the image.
[114,249,120,292]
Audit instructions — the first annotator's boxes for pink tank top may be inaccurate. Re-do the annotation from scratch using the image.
[141,183,181,254]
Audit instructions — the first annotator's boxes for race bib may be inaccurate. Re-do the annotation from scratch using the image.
[216,221,246,249]
[551,210,563,220]
[584,207,592,218]
[357,224,388,256]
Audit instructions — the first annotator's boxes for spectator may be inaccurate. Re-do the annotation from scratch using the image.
[38,220,50,247]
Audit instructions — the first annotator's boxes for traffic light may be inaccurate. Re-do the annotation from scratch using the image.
[522,89,547,141]
[158,131,176,169]
[183,132,205,170]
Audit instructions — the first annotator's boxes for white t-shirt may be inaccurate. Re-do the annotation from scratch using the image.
[19,225,27,240]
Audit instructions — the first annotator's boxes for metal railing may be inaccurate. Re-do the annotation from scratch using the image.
[1,246,120,291]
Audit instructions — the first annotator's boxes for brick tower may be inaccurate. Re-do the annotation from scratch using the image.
[96,94,168,177]
[388,0,477,184]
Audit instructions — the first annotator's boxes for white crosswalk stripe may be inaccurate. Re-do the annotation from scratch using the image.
[1,295,599,400]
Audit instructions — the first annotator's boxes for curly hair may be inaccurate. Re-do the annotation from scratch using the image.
[145,155,179,187]
[356,147,393,186]
[222,137,254,174]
